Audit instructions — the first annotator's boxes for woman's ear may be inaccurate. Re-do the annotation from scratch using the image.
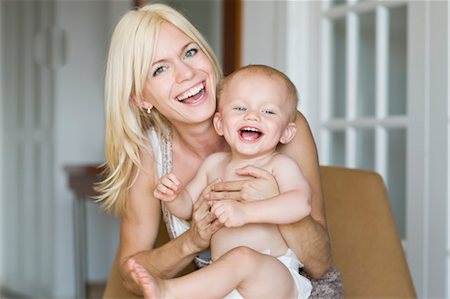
[279,122,297,144]
[143,103,153,113]
[213,112,224,136]
[131,95,153,112]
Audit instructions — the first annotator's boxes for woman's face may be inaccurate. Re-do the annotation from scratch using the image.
[143,22,217,126]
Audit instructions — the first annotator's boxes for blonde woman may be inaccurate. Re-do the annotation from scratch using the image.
[98,3,343,298]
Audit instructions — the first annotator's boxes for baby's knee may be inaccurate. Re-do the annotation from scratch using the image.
[223,246,263,269]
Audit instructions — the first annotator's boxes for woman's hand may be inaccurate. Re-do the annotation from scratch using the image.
[188,179,223,252]
[207,165,280,202]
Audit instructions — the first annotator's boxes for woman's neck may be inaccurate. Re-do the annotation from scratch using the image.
[171,121,229,160]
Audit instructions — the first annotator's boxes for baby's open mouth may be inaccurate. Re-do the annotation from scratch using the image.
[239,127,263,141]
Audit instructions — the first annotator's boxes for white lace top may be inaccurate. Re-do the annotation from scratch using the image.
[148,128,211,267]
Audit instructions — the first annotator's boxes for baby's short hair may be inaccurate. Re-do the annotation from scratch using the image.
[217,64,299,121]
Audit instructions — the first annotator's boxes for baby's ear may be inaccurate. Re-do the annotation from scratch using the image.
[213,112,224,136]
[279,122,297,144]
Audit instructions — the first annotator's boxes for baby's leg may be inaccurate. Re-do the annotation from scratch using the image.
[130,247,297,299]
[128,258,165,298]
[232,247,297,298]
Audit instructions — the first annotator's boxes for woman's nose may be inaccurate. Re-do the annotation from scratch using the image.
[175,61,194,82]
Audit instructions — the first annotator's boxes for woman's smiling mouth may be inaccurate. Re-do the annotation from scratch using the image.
[175,82,206,104]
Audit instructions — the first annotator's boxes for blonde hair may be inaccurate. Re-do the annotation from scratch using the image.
[217,64,299,121]
[96,3,223,216]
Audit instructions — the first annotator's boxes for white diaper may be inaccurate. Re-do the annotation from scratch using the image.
[223,248,312,299]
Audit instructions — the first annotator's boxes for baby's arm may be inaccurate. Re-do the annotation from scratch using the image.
[249,155,311,223]
[154,173,195,220]
[211,155,311,227]
[154,154,221,220]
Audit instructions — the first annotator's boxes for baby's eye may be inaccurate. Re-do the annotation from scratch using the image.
[233,106,247,112]
[152,65,167,77]
[262,109,275,115]
[185,47,198,58]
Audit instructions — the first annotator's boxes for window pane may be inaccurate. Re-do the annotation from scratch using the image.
[387,128,406,238]
[331,0,347,6]
[355,128,375,169]
[357,12,376,117]
[329,130,346,166]
[331,18,347,118]
[388,6,407,116]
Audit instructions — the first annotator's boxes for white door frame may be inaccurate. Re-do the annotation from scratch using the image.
[407,1,448,297]
[0,0,5,288]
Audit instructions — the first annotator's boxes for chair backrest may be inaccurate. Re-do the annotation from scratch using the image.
[320,166,416,298]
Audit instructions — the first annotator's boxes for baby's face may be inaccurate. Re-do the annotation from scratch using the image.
[214,72,294,157]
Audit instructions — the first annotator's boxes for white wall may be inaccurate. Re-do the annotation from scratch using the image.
[170,0,223,66]
[242,1,286,71]
[285,1,320,139]
[52,1,126,297]
[448,2,450,295]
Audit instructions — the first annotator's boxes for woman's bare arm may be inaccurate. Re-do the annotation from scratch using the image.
[278,111,332,279]
[118,146,220,295]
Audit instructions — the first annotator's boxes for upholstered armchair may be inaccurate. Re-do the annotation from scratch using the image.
[320,166,416,298]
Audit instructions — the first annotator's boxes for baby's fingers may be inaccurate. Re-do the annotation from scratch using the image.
[161,173,181,190]
[153,185,177,202]
[155,183,175,195]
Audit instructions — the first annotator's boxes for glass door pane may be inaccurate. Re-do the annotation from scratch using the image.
[331,18,347,118]
[328,130,347,166]
[331,0,347,7]
[355,128,375,169]
[357,12,376,117]
[387,128,406,238]
[388,5,407,116]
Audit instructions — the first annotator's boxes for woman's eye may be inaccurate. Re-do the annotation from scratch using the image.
[185,48,198,58]
[153,65,167,77]
[234,106,246,112]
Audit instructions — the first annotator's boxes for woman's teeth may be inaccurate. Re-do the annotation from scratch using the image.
[176,84,205,102]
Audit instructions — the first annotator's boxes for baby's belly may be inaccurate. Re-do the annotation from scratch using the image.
[210,224,288,261]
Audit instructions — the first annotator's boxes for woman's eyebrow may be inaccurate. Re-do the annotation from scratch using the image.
[181,41,197,52]
[152,42,196,66]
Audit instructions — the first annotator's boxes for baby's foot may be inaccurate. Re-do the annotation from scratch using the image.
[128,258,163,299]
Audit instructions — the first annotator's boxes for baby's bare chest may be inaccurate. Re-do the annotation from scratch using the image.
[206,159,275,183]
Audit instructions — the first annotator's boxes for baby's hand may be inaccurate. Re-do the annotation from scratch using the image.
[153,173,181,202]
[210,200,246,228]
